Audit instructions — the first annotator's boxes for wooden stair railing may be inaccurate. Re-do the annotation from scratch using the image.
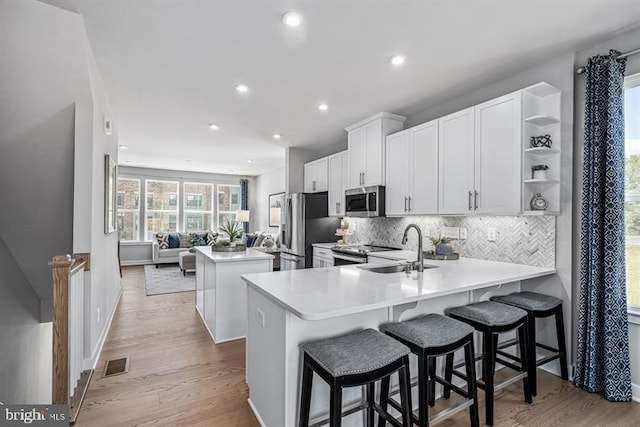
[49,253,91,424]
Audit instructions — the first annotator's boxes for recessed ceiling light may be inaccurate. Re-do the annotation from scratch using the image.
[318,103,329,111]
[247,159,253,163]
[209,123,220,130]
[390,55,406,66]
[273,134,281,139]
[282,12,302,27]
[119,144,129,150]
[235,84,249,93]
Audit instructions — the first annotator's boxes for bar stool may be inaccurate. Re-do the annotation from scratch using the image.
[490,291,568,396]
[445,301,532,426]
[299,328,413,427]
[380,314,479,427]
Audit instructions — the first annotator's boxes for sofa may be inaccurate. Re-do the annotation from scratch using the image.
[152,231,218,266]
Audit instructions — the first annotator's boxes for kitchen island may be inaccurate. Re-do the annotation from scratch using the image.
[195,246,273,343]
[241,257,555,427]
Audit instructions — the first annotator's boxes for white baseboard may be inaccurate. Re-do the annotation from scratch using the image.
[83,287,122,371]
[247,398,266,427]
[120,259,152,266]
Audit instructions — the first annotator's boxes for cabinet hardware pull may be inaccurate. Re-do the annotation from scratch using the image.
[312,180,316,191]
[474,190,479,210]
[468,191,473,210]
[408,196,412,212]
[404,196,408,212]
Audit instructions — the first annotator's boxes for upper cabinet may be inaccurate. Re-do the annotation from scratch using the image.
[346,112,405,189]
[328,151,349,216]
[438,91,523,215]
[386,120,438,216]
[303,157,328,193]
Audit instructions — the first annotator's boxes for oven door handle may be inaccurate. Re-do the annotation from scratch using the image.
[332,253,366,263]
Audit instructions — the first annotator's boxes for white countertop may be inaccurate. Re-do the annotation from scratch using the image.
[312,242,338,249]
[241,258,555,321]
[195,246,274,263]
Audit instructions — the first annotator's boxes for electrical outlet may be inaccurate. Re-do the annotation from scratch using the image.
[459,227,467,240]
[442,226,460,239]
[487,227,497,242]
[256,308,266,328]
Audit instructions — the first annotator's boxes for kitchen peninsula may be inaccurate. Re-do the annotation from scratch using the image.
[241,257,555,427]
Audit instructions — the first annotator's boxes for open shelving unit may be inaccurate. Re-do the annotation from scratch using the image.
[521,82,561,215]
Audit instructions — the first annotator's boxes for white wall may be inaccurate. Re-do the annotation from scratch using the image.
[573,25,640,401]
[403,54,576,367]
[254,167,285,232]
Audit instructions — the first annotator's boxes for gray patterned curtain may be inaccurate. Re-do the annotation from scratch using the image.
[576,50,632,401]
[240,178,249,233]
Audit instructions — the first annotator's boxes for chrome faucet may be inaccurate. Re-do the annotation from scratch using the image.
[401,224,424,272]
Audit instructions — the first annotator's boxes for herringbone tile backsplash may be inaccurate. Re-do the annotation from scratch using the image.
[345,216,555,268]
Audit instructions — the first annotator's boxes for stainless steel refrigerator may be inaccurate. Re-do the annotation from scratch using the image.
[280,193,341,270]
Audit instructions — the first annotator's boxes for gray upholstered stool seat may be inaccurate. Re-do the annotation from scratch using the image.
[381,313,475,348]
[299,328,413,427]
[446,300,527,326]
[491,291,561,312]
[301,328,410,377]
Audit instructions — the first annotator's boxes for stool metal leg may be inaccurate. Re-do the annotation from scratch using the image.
[428,356,436,407]
[518,324,533,404]
[398,357,413,427]
[463,339,480,427]
[366,383,375,427]
[483,330,495,426]
[330,379,343,427]
[555,307,569,381]
[299,355,313,427]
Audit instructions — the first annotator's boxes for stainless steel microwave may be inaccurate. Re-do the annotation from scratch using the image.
[345,186,385,217]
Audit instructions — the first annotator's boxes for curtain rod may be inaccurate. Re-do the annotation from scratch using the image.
[576,47,640,74]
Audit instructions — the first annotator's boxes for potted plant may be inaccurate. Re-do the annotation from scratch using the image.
[219,218,243,243]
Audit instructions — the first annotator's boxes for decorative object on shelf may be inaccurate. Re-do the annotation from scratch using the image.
[530,192,549,211]
[530,134,553,148]
[423,251,460,261]
[531,164,549,180]
[335,219,352,244]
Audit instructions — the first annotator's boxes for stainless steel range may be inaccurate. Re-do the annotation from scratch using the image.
[331,244,399,266]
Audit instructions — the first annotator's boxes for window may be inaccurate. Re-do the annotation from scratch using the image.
[116,178,140,241]
[184,183,213,232]
[217,184,241,228]
[145,180,179,240]
[624,73,640,309]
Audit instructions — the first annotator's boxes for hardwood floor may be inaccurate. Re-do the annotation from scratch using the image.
[77,266,640,426]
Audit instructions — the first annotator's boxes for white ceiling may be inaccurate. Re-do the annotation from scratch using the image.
[56,0,640,176]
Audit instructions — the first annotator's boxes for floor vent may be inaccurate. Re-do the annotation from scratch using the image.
[103,357,129,377]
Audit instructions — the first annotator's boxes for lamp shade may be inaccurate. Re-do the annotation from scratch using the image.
[236,210,251,222]
[270,207,281,225]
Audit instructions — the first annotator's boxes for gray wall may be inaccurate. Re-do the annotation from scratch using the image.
[254,167,285,233]
[573,25,640,399]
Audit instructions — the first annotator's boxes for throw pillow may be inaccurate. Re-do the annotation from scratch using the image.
[156,233,169,250]
[168,233,180,249]
[206,232,219,246]
[245,233,258,248]
[260,235,275,249]
[179,233,191,248]
[253,233,266,248]
[189,232,208,247]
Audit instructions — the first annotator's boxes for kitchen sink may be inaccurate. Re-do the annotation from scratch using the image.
[357,264,438,274]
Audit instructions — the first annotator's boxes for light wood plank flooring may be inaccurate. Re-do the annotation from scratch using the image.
[77,266,640,426]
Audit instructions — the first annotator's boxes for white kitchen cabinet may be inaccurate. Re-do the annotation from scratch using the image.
[328,150,348,216]
[438,91,522,215]
[438,107,475,214]
[386,120,439,216]
[303,157,328,193]
[346,112,405,188]
[312,246,334,268]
